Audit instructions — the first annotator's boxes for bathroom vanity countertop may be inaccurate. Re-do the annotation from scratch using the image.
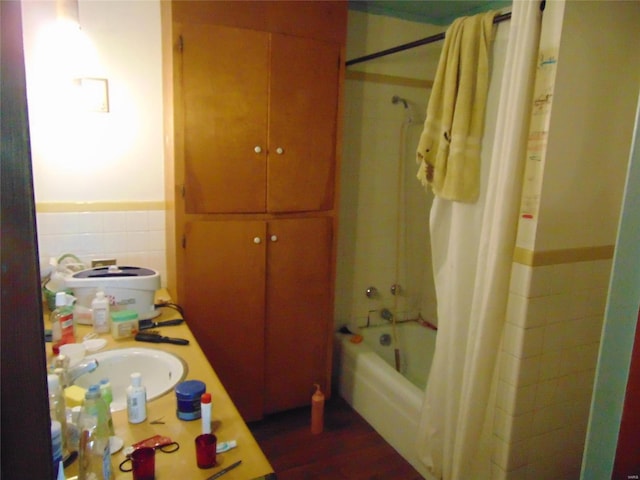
[47,293,275,480]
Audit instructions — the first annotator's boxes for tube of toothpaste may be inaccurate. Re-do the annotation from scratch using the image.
[216,440,237,454]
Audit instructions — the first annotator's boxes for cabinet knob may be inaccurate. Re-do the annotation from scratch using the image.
[275,147,284,155]
[254,146,263,154]
[253,237,262,244]
[270,235,278,242]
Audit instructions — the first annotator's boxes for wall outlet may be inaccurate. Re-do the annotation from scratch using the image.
[91,258,117,267]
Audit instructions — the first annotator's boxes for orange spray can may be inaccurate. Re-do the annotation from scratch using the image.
[311,383,325,434]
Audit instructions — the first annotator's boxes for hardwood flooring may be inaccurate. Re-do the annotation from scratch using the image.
[249,395,423,480]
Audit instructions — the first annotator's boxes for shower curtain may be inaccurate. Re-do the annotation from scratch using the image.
[416,2,542,479]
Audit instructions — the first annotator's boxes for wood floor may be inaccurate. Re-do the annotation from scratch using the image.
[249,395,423,480]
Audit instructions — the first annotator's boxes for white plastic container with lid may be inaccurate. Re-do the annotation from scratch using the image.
[65,265,161,320]
[110,310,139,340]
[91,290,110,334]
[126,372,147,424]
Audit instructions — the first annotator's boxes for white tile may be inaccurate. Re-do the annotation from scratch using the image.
[75,212,104,234]
[545,293,575,324]
[126,231,149,252]
[513,383,537,416]
[538,350,563,381]
[51,213,80,235]
[71,233,104,255]
[560,343,600,376]
[518,356,542,387]
[503,323,545,360]
[148,210,166,231]
[548,263,576,294]
[542,320,570,353]
[102,232,129,253]
[521,327,545,358]
[506,293,529,328]
[510,263,532,296]
[36,212,56,235]
[499,353,520,386]
[102,212,129,233]
[528,430,559,461]
[534,378,560,409]
[126,211,149,232]
[524,296,548,328]
[529,265,555,297]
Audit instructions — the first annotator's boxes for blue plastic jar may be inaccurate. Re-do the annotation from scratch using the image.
[175,380,206,421]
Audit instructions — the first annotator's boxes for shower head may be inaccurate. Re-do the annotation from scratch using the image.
[392,95,409,109]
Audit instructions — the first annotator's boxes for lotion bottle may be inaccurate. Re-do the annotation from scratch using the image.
[201,393,212,434]
[91,290,110,334]
[126,372,147,424]
[311,384,325,434]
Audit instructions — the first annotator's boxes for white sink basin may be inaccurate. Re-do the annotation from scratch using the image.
[74,347,187,412]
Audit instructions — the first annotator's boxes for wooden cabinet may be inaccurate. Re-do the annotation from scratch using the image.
[180,23,340,214]
[163,1,346,422]
[183,218,332,421]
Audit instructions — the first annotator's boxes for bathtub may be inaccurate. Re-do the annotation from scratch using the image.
[335,322,437,480]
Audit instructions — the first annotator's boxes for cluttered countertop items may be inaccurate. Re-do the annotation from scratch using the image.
[43,262,275,480]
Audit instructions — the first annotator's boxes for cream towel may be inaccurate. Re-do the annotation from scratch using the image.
[416,11,498,203]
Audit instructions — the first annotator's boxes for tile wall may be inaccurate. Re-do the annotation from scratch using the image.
[491,258,611,479]
[36,208,167,287]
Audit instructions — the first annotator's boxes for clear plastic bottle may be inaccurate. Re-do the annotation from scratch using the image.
[78,385,114,480]
[47,374,68,456]
[91,291,110,334]
[51,292,76,355]
[51,420,63,479]
[126,372,147,424]
[98,378,115,436]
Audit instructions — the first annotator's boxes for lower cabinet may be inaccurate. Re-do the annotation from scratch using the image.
[183,216,333,421]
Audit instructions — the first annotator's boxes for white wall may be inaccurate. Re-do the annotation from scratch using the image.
[336,10,437,330]
[22,0,164,203]
[21,0,167,282]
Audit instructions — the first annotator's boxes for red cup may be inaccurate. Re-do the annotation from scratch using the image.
[195,433,217,468]
[130,447,155,480]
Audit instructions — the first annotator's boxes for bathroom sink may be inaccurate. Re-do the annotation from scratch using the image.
[74,347,187,412]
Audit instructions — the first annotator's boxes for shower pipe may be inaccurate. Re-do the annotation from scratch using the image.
[345,11,513,67]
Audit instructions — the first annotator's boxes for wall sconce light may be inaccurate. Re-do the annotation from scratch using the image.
[74,77,109,112]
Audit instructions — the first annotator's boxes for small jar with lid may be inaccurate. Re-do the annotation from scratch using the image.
[175,380,206,421]
[110,310,139,339]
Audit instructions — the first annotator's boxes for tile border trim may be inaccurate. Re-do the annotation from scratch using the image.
[513,245,615,266]
[36,201,166,213]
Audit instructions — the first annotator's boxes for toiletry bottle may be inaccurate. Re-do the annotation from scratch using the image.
[98,378,115,436]
[51,292,76,355]
[48,374,68,456]
[311,383,325,434]
[126,372,147,424]
[91,290,110,334]
[201,393,212,434]
[51,420,63,479]
[78,385,113,480]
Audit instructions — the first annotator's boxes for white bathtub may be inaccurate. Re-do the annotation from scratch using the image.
[335,322,437,480]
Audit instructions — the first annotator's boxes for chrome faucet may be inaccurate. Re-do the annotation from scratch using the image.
[67,358,99,384]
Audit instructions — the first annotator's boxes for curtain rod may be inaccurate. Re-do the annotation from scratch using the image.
[345,11,512,67]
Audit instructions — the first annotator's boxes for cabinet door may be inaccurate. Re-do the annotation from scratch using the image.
[268,35,341,213]
[264,217,333,413]
[180,24,269,214]
[183,220,266,421]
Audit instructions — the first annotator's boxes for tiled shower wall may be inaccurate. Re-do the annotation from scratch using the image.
[491,258,611,479]
[36,208,167,287]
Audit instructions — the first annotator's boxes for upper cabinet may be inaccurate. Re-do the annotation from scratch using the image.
[179,24,341,213]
